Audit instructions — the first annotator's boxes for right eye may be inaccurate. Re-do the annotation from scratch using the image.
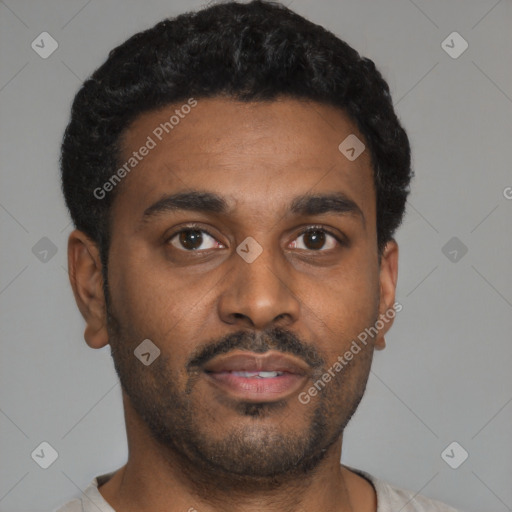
[167,226,225,252]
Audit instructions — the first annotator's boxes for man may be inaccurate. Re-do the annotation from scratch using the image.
[56,1,460,510]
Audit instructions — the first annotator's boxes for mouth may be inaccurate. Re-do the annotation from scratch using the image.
[202,351,310,402]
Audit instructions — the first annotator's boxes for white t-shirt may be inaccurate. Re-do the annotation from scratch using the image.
[55,466,461,512]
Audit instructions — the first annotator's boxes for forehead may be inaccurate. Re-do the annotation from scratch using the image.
[112,97,375,227]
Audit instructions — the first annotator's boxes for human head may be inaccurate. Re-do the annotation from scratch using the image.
[62,0,411,483]
[61,0,412,269]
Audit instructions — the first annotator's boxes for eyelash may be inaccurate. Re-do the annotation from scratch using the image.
[166,223,346,252]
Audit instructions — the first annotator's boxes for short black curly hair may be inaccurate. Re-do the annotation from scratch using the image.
[61,0,412,265]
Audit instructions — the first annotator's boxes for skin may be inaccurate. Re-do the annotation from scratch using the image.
[68,97,398,512]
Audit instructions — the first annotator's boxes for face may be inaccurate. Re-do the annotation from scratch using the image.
[70,97,398,481]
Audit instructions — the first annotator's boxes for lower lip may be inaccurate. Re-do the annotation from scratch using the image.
[204,371,307,402]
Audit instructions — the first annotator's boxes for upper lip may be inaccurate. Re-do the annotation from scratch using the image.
[203,351,310,376]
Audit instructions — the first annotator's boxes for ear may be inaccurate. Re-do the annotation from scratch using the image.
[375,239,399,350]
[67,230,109,349]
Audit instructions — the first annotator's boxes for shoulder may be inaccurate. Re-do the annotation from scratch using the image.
[53,470,117,512]
[345,466,462,512]
[54,498,83,512]
[374,479,461,512]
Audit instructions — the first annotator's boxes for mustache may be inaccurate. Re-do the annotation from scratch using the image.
[187,326,325,372]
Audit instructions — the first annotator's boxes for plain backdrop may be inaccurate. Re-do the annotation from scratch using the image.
[1,1,511,511]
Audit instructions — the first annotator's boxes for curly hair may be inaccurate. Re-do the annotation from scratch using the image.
[61,0,412,264]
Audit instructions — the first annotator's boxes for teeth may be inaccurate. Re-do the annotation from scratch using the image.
[232,371,260,377]
[257,371,282,378]
[231,371,283,378]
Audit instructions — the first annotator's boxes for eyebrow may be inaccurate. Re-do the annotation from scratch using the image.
[141,190,365,227]
[290,192,365,226]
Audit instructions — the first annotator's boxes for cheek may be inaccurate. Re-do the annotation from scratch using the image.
[107,248,213,368]
[107,249,178,339]
[303,254,380,356]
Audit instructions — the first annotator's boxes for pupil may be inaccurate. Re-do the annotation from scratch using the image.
[180,230,202,250]
[305,230,325,250]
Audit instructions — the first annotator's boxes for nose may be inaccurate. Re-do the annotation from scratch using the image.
[217,243,301,330]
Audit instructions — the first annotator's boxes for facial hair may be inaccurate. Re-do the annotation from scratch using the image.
[105,289,375,485]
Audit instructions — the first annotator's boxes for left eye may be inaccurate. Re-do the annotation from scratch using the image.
[289,228,339,251]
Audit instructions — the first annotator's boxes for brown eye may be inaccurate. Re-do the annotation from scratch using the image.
[169,229,221,251]
[303,230,326,250]
[290,228,339,251]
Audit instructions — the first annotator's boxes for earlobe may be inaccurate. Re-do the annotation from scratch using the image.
[375,336,386,351]
[67,230,109,349]
[375,240,399,350]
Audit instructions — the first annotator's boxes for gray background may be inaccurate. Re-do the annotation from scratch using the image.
[1,0,511,511]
